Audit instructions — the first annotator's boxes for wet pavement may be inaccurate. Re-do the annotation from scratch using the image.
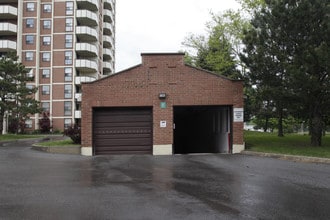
[1,140,330,220]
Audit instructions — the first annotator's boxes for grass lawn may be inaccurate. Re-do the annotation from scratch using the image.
[245,131,330,158]
[37,139,80,147]
[0,134,44,141]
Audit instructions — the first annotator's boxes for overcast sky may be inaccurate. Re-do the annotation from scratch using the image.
[115,0,240,72]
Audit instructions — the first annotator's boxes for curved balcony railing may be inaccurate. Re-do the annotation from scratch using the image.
[0,40,16,51]
[103,48,114,61]
[103,9,114,23]
[104,0,114,10]
[0,23,17,35]
[75,110,82,119]
[0,5,17,19]
[76,10,98,27]
[75,93,82,102]
[76,26,98,42]
[103,22,114,36]
[76,0,98,11]
[103,61,114,74]
[103,35,114,49]
[75,76,96,85]
[76,43,98,58]
[76,59,98,73]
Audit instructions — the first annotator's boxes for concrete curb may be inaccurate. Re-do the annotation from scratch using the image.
[32,145,81,155]
[241,151,330,164]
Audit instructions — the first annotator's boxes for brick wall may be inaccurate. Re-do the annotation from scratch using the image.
[82,53,244,148]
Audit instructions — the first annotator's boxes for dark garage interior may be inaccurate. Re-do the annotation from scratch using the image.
[173,106,232,154]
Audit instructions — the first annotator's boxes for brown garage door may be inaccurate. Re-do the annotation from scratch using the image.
[93,107,152,155]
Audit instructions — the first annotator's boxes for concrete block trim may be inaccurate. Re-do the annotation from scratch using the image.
[153,144,172,155]
[232,144,245,154]
[81,147,93,156]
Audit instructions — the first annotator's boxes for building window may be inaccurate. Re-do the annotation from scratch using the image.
[25,120,33,128]
[64,85,72,99]
[65,51,73,65]
[66,2,74,15]
[42,85,50,95]
[65,18,73,32]
[26,19,34,28]
[64,68,72,81]
[64,118,72,129]
[27,69,34,78]
[25,52,34,61]
[26,69,34,81]
[64,101,72,116]
[42,69,50,78]
[43,20,51,29]
[26,3,35,12]
[43,4,52,13]
[65,35,73,48]
[42,52,51,62]
[25,35,34,44]
[43,36,51,46]
[26,85,33,90]
[42,102,50,112]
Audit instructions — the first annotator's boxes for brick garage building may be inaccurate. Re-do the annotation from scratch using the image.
[81,53,244,156]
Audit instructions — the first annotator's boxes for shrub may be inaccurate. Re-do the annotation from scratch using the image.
[63,124,81,144]
[39,112,51,134]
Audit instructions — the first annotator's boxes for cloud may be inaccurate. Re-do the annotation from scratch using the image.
[115,0,240,71]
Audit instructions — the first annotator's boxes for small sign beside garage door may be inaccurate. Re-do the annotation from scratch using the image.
[233,108,244,122]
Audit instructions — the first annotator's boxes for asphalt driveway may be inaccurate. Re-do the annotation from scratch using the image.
[1,139,330,220]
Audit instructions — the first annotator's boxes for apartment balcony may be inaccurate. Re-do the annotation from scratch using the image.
[0,5,17,19]
[104,0,114,10]
[0,22,17,35]
[75,93,82,102]
[76,10,98,27]
[76,59,98,73]
[0,0,18,3]
[103,35,113,49]
[76,26,98,42]
[103,48,113,61]
[0,40,16,52]
[75,110,82,119]
[103,22,114,36]
[75,76,96,85]
[76,0,98,11]
[103,61,114,74]
[76,43,98,58]
[103,9,114,24]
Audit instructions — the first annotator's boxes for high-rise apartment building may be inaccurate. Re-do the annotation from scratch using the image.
[0,0,115,131]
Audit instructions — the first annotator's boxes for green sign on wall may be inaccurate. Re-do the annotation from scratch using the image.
[160,102,167,109]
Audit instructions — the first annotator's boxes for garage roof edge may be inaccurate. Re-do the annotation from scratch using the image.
[82,64,142,84]
[185,64,244,82]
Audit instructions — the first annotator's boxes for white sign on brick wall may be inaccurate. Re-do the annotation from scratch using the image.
[233,108,244,122]
[160,121,167,128]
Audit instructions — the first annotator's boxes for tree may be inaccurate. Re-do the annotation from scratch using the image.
[0,52,41,134]
[241,0,329,145]
[236,0,266,14]
[241,2,294,137]
[39,112,51,134]
[63,124,81,144]
[182,11,243,79]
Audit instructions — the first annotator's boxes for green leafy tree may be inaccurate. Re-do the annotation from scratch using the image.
[236,0,266,14]
[241,4,293,137]
[0,52,41,134]
[182,12,243,79]
[182,3,266,122]
[241,0,329,145]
